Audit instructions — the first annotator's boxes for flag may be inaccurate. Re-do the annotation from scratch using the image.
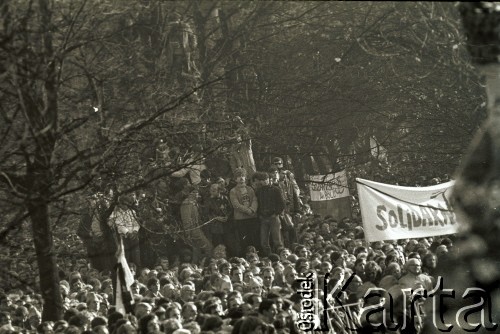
[343,304,361,333]
[307,171,351,220]
[328,301,361,334]
[114,238,135,315]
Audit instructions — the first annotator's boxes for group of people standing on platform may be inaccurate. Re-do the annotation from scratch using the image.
[178,156,304,264]
[77,156,305,274]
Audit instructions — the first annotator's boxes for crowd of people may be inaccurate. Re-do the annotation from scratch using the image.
[0,157,456,334]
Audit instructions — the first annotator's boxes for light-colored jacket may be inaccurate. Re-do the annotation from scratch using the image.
[229,185,258,220]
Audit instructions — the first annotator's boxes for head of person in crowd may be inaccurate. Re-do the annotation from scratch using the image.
[319,261,333,276]
[181,302,197,323]
[179,284,196,303]
[244,293,262,310]
[247,257,260,278]
[161,318,181,334]
[238,315,264,334]
[345,254,357,269]
[371,241,384,251]
[405,239,419,253]
[59,282,70,300]
[130,280,143,297]
[227,296,241,310]
[294,245,309,259]
[364,261,383,285]
[422,252,437,275]
[204,297,224,317]
[230,265,243,284]
[374,254,387,272]
[12,305,29,327]
[182,321,200,334]
[247,277,263,296]
[346,274,363,299]
[154,306,167,321]
[440,237,453,248]
[134,302,152,321]
[219,261,231,276]
[88,277,102,293]
[283,266,297,287]
[138,313,160,334]
[228,290,243,304]
[271,157,285,172]
[165,304,181,322]
[70,277,84,293]
[354,258,367,278]
[161,283,176,300]
[86,292,102,313]
[384,252,399,266]
[146,278,160,295]
[268,166,280,185]
[329,267,346,287]
[435,244,448,258]
[246,246,258,259]
[272,260,285,280]
[345,239,356,255]
[204,261,218,277]
[240,303,254,316]
[201,315,223,332]
[115,322,137,334]
[53,320,69,333]
[101,279,113,296]
[258,299,278,324]
[405,258,422,276]
[90,316,107,329]
[93,324,109,334]
[381,243,394,254]
[295,256,309,272]
[385,262,402,279]
[242,269,254,286]
[330,251,346,268]
[215,177,227,193]
[68,313,90,332]
[209,183,221,199]
[159,258,169,271]
[234,168,247,186]
[217,274,233,293]
[279,248,291,262]
[37,320,55,334]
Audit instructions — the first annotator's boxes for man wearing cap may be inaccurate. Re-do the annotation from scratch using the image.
[271,157,302,247]
[271,157,302,212]
[253,172,286,257]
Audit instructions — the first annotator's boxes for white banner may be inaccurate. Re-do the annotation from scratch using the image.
[308,171,350,202]
[356,178,460,242]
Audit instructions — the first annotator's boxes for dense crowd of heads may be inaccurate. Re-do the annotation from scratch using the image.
[0,160,456,333]
[0,210,455,333]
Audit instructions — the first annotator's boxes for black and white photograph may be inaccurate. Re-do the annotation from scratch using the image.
[0,1,499,333]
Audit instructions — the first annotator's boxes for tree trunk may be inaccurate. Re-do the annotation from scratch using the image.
[28,197,63,321]
[25,0,64,321]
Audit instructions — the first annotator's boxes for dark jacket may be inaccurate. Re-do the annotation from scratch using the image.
[256,185,286,217]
